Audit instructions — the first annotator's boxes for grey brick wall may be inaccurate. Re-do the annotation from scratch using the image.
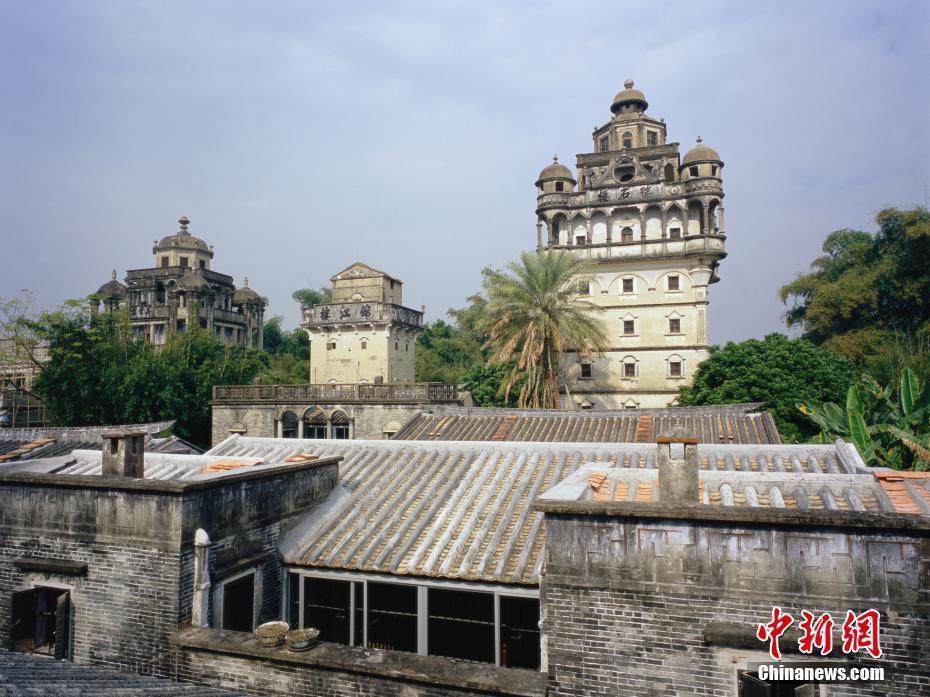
[543,514,930,697]
[173,630,547,697]
[0,460,337,679]
[0,533,181,676]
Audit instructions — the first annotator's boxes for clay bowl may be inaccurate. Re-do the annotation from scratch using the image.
[287,627,320,652]
[255,621,289,648]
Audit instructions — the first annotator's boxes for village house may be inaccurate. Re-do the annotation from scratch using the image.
[0,416,926,696]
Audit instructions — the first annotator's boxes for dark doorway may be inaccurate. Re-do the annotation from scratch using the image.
[367,582,417,653]
[10,587,71,659]
[428,588,494,663]
[303,577,351,645]
[222,573,255,632]
[500,596,540,669]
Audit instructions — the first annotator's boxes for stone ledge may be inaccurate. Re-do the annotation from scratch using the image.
[14,558,88,576]
[0,457,341,494]
[532,501,930,531]
[172,626,547,697]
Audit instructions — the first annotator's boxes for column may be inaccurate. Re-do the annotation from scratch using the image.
[701,202,709,235]
[276,419,283,438]
[660,208,667,238]
[536,222,543,251]
[717,207,725,234]
[192,529,211,627]
[606,213,614,244]
[297,418,304,439]
[585,217,592,244]
[639,211,647,240]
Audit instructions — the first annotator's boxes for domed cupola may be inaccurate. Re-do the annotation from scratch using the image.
[233,276,262,307]
[535,155,576,196]
[610,79,648,114]
[153,216,214,269]
[95,270,127,312]
[97,270,127,299]
[681,136,723,179]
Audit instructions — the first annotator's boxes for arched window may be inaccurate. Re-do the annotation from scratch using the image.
[281,411,298,439]
[621,227,634,244]
[330,410,351,440]
[664,163,675,182]
[667,355,684,378]
[303,407,327,439]
[622,132,632,148]
[622,357,638,379]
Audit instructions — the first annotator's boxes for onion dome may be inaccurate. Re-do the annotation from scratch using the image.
[233,276,262,306]
[610,79,648,114]
[682,136,722,165]
[96,270,127,298]
[535,155,576,186]
[153,216,213,256]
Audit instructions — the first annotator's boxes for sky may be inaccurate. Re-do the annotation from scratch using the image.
[1,0,928,344]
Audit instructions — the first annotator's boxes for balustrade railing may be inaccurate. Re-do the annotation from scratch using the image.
[213,382,459,403]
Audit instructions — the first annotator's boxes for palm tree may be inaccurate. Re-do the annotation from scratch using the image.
[478,250,608,408]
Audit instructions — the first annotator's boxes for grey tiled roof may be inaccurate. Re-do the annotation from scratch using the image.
[45,451,267,481]
[207,435,869,585]
[0,650,242,696]
[0,421,199,464]
[391,404,781,444]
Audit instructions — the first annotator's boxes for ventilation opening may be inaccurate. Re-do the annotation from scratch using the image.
[614,166,635,183]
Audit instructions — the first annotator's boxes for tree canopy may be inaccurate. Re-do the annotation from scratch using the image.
[780,206,930,381]
[477,250,607,408]
[415,319,483,385]
[677,333,856,442]
[291,286,332,307]
[25,303,266,447]
[799,368,930,470]
[258,316,310,384]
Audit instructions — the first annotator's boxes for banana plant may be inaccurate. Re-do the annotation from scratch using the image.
[798,368,930,471]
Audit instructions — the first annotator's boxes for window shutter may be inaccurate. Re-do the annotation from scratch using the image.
[54,593,71,660]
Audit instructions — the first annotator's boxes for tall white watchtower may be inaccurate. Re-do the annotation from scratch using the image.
[534,81,726,409]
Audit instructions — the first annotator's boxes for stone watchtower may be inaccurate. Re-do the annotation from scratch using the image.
[300,263,424,384]
[93,216,265,349]
[534,80,726,409]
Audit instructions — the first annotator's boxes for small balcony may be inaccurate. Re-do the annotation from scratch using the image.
[548,233,727,262]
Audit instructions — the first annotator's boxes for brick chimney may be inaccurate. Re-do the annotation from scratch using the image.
[101,430,145,478]
[656,432,699,503]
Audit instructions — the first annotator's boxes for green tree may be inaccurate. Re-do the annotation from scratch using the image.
[799,368,930,470]
[291,286,332,307]
[780,206,930,381]
[258,316,310,384]
[28,301,266,447]
[461,363,518,408]
[415,319,483,384]
[478,250,607,408]
[677,333,856,442]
